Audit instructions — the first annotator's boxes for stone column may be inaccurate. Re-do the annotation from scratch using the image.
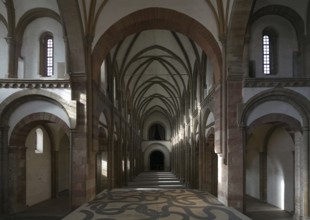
[107,123,113,188]
[294,128,309,219]
[303,38,310,77]
[198,129,203,190]
[226,78,244,212]
[6,37,20,78]
[51,149,59,198]
[0,126,9,213]
[70,74,89,209]
[70,129,88,209]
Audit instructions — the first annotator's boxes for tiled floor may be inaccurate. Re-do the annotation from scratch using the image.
[0,173,295,220]
[63,188,250,220]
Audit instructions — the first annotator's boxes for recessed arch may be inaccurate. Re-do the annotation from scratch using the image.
[0,90,76,127]
[251,5,304,50]
[148,123,166,141]
[247,113,302,135]
[7,112,70,212]
[144,144,170,171]
[92,7,222,85]
[15,8,61,42]
[241,88,310,128]
[10,112,70,146]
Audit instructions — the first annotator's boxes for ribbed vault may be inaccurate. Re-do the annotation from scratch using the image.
[109,29,208,128]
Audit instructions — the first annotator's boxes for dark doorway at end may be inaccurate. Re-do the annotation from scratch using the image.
[150,150,164,171]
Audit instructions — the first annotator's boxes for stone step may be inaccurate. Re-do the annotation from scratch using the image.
[126,172,186,189]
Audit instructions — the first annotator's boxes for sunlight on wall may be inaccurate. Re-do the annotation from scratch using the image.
[101,160,107,177]
[79,93,87,105]
[280,178,285,210]
[218,157,222,184]
[127,160,130,170]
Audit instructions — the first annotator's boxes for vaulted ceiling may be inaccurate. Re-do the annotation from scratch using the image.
[109,29,206,125]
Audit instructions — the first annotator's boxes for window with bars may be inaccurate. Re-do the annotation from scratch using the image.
[46,38,53,76]
[262,28,277,75]
[40,33,54,77]
[263,35,270,74]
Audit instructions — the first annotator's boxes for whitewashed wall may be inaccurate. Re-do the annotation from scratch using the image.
[246,101,303,126]
[246,126,268,199]
[249,15,298,78]
[26,126,51,206]
[21,17,66,79]
[8,100,70,138]
[0,22,8,78]
[14,0,59,21]
[267,127,294,212]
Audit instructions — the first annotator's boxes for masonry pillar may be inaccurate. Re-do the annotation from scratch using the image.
[303,38,310,77]
[6,38,20,78]
[226,78,244,212]
[0,126,9,213]
[70,74,89,209]
[294,128,309,219]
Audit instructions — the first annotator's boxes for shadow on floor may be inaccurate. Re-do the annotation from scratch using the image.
[246,195,293,220]
[0,191,70,220]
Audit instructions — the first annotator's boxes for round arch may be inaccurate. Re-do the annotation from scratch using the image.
[144,144,170,171]
[7,112,70,213]
[240,88,310,128]
[0,90,75,127]
[92,7,222,85]
[16,8,61,42]
[241,88,310,217]
[247,113,302,136]
[10,112,70,146]
[250,5,304,50]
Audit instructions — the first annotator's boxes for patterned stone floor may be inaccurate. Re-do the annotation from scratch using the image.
[63,188,250,220]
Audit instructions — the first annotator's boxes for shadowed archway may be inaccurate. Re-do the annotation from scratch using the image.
[150,150,165,171]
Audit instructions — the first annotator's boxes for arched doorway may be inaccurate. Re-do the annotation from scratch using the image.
[150,150,164,171]
[8,112,70,213]
[246,122,295,213]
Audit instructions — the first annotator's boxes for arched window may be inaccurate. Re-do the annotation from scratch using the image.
[148,124,166,140]
[35,128,44,154]
[262,28,278,75]
[40,32,54,77]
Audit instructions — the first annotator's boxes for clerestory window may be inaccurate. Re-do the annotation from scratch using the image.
[262,28,277,75]
[40,32,54,77]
